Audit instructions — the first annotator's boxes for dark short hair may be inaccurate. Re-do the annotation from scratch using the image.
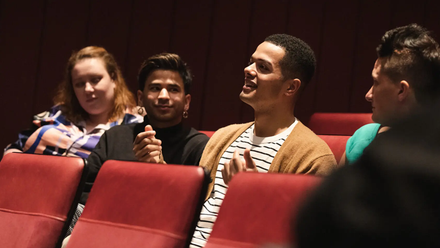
[377,23,440,105]
[138,53,192,94]
[264,34,316,90]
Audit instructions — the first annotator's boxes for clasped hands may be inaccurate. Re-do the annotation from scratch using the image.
[133,125,164,163]
[221,148,257,185]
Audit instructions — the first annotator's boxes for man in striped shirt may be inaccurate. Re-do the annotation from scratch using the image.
[190,34,338,247]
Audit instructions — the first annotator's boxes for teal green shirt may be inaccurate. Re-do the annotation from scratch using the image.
[346,123,381,164]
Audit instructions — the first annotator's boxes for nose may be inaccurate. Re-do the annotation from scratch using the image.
[158,88,170,99]
[365,86,373,102]
[244,63,256,77]
[85,82,94,93]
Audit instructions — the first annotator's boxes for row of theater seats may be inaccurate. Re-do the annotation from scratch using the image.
[0,153,320,248]
[308,113,372,163]
[0,112,373,248]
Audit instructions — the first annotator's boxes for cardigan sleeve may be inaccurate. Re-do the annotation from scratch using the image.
[271,121,338,176]
[305,154,339,176]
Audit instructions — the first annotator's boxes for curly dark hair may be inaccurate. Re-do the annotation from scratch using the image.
[265,34,316,91]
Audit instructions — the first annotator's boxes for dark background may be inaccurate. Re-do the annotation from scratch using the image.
[1,0,439,151]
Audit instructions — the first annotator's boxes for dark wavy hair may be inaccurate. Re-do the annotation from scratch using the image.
[377,23,440,105]
[53,46,136,123]
[138,53,192,94]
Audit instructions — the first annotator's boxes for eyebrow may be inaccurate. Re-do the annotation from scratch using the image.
[251,56,272,65]
[250,57,274,70]
[148,82,182,88]
[72,73,102,80]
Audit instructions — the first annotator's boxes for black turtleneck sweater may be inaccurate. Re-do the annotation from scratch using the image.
[81,116,209,203]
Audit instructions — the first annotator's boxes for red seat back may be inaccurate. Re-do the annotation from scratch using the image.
[205,173,321,248]
[67,161,209,248]
[200,130,215,138]
[318,135,350,163]
[308,113,373,135]
[0,153,86,248]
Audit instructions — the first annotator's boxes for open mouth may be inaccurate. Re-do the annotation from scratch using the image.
[244,79,257,90]
[245,82,257,88]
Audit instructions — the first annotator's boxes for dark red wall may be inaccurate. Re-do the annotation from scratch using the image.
[1,0,439,151]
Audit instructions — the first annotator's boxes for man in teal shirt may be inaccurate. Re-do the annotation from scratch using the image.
[342,23,440,165]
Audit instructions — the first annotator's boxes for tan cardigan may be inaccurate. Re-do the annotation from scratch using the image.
[199,121,338,199]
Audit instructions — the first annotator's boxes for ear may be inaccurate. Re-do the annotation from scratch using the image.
[285,78,301,97]
[397,80,410,102]
[184,94,191,111]
[137,90,144,107]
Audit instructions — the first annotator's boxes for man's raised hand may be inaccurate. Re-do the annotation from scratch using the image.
[221,148,257,185]
[133,125,163,163]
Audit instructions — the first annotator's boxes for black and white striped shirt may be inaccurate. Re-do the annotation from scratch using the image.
[190,120,297,247]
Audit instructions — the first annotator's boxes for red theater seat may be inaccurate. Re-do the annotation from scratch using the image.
[200,130,215,138]
[308,112,373,135]
[0,153,86,248]
[318,135,350,163]
[205,173,322,248]
[66,160,209,248]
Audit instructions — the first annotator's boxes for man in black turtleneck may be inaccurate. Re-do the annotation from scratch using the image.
[62,53,208,245]
[81,53,209,204]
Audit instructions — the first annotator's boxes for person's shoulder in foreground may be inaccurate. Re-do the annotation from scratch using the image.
[295,101,440,248]
[295,24,440,248]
